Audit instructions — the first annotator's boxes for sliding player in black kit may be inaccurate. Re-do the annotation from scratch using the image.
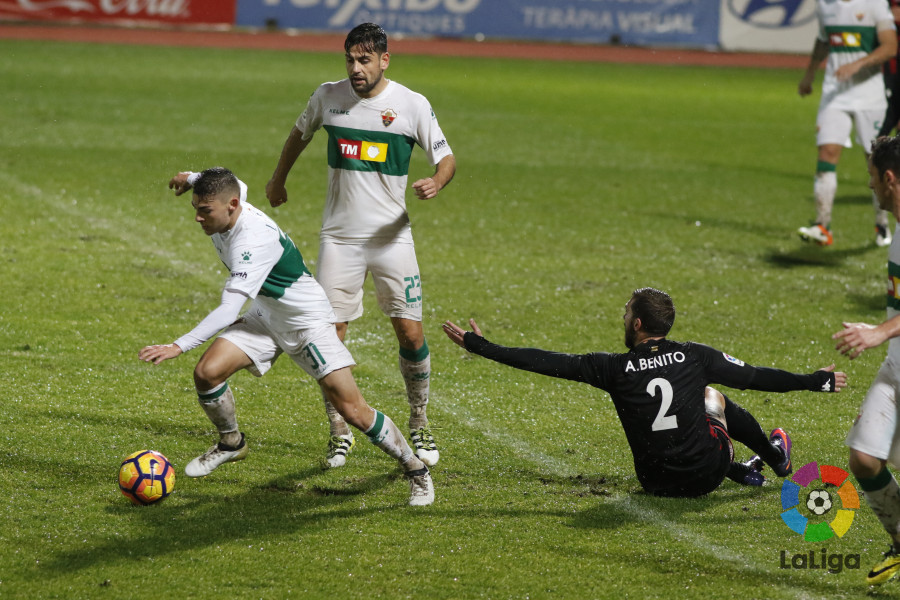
[443,288,847,497]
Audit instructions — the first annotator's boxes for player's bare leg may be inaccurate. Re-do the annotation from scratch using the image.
[185,338,251,477]
[851,449,900,584]
[392,316,438,466]
[320,367,434,505]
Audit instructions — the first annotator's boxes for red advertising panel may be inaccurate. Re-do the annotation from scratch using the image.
[0,0,235,26]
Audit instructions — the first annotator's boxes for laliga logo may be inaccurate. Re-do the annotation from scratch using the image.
[727,0,816,29]
[780,462,860,542]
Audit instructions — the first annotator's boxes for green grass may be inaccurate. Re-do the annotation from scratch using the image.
[1,38,897,598]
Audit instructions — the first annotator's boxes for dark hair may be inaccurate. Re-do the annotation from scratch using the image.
[871,135,900,180]
[193,167,239,200]
[630,287,675,336]
[345,22,388,55]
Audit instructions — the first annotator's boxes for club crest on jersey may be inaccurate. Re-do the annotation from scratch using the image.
[722,353,745,367]
[381,108,397,127]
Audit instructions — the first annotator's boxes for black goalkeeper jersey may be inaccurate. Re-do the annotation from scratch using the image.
[463,335,834,495]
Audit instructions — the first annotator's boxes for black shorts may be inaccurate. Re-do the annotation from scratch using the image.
[650,418,733,498]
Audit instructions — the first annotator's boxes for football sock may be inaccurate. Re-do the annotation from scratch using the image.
[858,467,900,545]
[197,382,241,446]
[322,391,352,437]
[813,165,837,227]
[399,341,430,430]
[363,408,425,472]
[723,397,783,467]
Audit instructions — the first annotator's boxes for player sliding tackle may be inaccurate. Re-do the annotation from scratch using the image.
[138,167,433,506]
[443,287,846,497]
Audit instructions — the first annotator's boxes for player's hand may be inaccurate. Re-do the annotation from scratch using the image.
[442,318,483,348]
[835,62,862,82]
[832,321,884,359]
[412,177,439,200]
[798,78,814,97]
[139,344,183,365]
[817,363,847,392]
[169,172,193,196]
[266,178,288,207]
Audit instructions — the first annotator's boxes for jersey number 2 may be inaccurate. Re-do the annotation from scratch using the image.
[647,377,678,432]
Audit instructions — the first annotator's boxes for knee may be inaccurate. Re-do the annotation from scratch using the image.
[849,449,885,480]
[193,359,227,390]
[704,387,726,422]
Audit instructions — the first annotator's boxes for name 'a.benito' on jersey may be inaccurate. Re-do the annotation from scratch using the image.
[624,351,686,373]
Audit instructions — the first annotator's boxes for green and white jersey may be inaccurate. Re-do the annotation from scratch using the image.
[297,79,453,243]
[887,224,900,362]
[212,201,336,333]
[817,0,894,110]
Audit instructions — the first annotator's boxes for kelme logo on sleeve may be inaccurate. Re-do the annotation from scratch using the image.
[338,138,388,163]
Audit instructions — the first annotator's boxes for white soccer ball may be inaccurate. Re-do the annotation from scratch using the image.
[806,489,832,516]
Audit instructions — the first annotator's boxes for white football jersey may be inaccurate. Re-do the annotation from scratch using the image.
[817,0,894,110]
[211,201,336,333]
[297,79,453,243]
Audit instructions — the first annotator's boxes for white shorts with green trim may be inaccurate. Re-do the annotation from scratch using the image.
[316,237,423,323]
[816,105,883,150]
[219,308,355,381]
[845,357,900,468]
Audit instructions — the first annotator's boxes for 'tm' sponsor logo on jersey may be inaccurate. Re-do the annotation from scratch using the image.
[338,139,388,162]
[830,32,862,48]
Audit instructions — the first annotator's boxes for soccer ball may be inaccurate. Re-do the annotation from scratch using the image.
[806,489,832,516]
[118,450,175,506]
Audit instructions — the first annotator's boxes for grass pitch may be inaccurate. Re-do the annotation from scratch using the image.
[1,38,897,599]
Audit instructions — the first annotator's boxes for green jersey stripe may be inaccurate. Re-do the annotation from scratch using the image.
[824,26,878,54]
[889,260,900,311]
[324,124,416,176]
[259,232,310,300]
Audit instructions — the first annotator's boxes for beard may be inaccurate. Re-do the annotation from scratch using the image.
[624,327,636,350]
[351,73,382,96]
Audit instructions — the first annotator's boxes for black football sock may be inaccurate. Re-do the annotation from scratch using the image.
[723,396,782,466]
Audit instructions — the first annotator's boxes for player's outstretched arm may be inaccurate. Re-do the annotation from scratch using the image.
[168,171,193,196]
[833,317,900,359]
[138,344,183,365]
[443,318,481,348]
[818,364,847,392]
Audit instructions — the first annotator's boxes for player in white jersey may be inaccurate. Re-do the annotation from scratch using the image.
[138,167,434,506]
[267,23,456,469]
[834,135,900,582]
[797,0,896,247]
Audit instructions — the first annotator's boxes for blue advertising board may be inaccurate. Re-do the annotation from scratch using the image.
[236,0,720,49]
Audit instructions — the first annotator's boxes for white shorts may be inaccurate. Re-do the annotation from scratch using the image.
[816,105,883,150]
[845,358,900,468]
[218,309,355,380]
[316,238,423,323]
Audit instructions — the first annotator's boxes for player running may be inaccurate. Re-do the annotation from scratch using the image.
[138,167,434,506]
[444,288,846,498]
